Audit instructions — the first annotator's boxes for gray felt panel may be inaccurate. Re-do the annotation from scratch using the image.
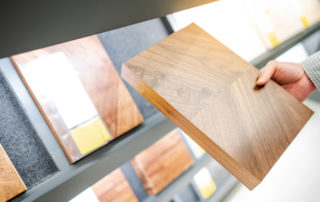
[0,70,58,188]
[98,19,170,119]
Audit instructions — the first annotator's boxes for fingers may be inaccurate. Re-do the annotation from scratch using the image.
[256,60,278,86]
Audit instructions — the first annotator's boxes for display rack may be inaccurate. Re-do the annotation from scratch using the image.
[0,17,319,202]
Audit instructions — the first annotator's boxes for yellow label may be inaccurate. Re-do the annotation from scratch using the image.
[267,32,279,47]
[198,178,216,199]
[199,146,206,155]
[194,168,217,199]
[300,16,309,28]
[70,117,111,155]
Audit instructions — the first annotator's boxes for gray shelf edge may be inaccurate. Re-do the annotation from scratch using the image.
[251,21,320,68]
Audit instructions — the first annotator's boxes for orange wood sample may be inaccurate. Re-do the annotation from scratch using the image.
[131,129,194,195]
[0,144,26,201]
[11,35,144,163]
[91,168,138,202]
[122,23,313,190]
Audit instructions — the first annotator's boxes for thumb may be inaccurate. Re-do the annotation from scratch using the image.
[256,61,278,86]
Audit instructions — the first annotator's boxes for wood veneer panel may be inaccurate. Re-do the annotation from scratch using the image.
[0,144,26,201]
[91,168,138,202]
[131,129,194,195]
[11,35,143,163]
[122,23,313,190]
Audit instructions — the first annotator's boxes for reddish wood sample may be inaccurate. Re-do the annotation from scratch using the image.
[91,168,138,202]
[0,144,27,201]
[131,129,194,195]
[122,23,313,190]
[11,35,144,163]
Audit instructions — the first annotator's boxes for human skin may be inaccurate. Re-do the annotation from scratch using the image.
[256,60,316,101]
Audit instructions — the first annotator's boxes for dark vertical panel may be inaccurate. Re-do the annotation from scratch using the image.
[98,19,169,118]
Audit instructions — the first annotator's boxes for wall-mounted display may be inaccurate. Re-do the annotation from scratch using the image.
[11,36,143,163]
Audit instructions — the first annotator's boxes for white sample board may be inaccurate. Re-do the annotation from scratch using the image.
[169,0,267,61]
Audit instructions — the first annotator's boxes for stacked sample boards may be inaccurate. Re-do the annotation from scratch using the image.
[132,129,194,194]
[0,144,26,201]
[122,23,313,189]
[11,35,143,163]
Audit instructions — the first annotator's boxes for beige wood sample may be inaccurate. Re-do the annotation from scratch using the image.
[0,144,26,201]
[122,23,313,190]
[91,168,138,202]
[131,129,194,195]
[10,36,144,163]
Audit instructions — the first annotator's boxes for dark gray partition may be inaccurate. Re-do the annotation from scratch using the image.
[0,0,216,57]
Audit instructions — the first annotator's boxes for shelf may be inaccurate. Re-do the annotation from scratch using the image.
[1,57,176,202]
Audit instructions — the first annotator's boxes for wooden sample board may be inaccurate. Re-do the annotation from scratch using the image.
[91,168,138,202]
[0,144,26,201]
[131,129,194,195]
[11,35,144,163]
[122,23,313,190]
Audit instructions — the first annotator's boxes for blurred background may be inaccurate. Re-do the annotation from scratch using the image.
[1,0,320,201]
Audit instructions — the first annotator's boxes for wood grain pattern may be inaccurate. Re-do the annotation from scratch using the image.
[0,144,26,201]
[131,129,194,195]
[91,168,138,202]
[10,35,143,163]
[122,23,314,190]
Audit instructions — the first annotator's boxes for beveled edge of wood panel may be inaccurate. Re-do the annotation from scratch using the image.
[9,56,78,163]
[121,64,260,190]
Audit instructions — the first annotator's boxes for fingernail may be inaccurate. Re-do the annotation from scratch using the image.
[256,77,263,84]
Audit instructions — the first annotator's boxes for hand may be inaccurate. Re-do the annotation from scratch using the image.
[256,60,316,101]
